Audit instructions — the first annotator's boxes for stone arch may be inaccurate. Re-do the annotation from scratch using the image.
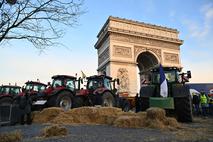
[136,51,159,72]
[134,48,161,63]
[117,68,129,93]
[136,51,159,86]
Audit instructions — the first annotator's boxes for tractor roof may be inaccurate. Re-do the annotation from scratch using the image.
[151,67,181,72]
[1,85,21,88]
[25,81,47,86]
[52,75,76,80]
[86,75,112,80]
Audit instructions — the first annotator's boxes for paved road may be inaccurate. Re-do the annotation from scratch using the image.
[0,124,175,142]
[1,117,213,142]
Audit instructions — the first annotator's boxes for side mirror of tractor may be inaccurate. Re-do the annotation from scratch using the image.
[21,87,25,92]
[187,71,191,78]
[117,79,120,85]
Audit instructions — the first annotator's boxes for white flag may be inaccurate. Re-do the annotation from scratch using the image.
[159,64,168,97]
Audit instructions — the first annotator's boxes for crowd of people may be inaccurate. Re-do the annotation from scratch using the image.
[192,90,213,117]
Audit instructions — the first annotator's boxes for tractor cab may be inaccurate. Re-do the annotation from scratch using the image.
[21,81,47,101]
[24,81,47,93]
[0,85,21,106]
[150,67,191,85]
[0,85,21,97]
[86,75,112,91]
[50,75,77,92]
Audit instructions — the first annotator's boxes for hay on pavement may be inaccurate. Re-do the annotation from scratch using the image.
[0,131,22,142]
[40,125,68,138]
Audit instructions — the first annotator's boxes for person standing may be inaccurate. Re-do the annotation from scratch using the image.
[192,93,200,116]
[135,93,142,113]
[200,91,208,117]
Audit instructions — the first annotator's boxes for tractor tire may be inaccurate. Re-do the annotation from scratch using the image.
[101,92,115,107]
[174,95,193,122]
[73,97,84,108]
[54,91,73,110]
[122,99,130,112]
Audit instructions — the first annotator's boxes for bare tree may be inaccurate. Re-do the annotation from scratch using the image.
[0,0,84,49]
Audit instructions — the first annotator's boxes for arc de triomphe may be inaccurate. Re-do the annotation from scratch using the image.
[95,16,183,96]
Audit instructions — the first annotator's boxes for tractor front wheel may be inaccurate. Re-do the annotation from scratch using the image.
[55,92,73,110]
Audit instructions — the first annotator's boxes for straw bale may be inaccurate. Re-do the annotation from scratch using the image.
[113,116,143,128]
[33,107,63,123]
[144,119,165,129]
[50,107,121,125]
[41,125,68,138]
[0,131,22,142]
[146,107,166,121]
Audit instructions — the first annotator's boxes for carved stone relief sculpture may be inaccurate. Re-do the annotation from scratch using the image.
[164,52,179,64]
[113,45,132,58]
[117,68,129,92]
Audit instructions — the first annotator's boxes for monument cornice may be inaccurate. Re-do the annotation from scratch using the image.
[108,27,183,44]
[95,16,183,50]
[108,16,179,33]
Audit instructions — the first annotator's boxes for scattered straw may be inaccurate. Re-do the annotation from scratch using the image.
[0,130,22,142]
[40,125,68,138]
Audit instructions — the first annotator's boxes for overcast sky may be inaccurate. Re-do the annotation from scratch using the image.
[0,0,213,86]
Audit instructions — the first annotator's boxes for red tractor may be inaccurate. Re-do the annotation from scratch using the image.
[75,75,130,111]
[0,85,22,125]
[33,75,81,110]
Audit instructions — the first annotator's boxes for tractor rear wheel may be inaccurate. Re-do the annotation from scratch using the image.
[118,98,130,112]
[101,92,115,107]
[175,95,193,122]
[55,91,73,110]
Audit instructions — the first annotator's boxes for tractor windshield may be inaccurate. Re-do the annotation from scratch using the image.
[10,87,20,95]
[65,79,75,91]
[25,83,46,92]
[104,78,112,90]
[25,84,33,91]
[0,87,9,94]
[52,79,62,88]
[0,87,20,95]
[87,78,103,90]
[152,70,177,84]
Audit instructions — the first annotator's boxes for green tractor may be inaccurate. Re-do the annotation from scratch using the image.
[139,66,193,122]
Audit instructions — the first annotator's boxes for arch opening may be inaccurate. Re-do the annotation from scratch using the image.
[136,51,159,91]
